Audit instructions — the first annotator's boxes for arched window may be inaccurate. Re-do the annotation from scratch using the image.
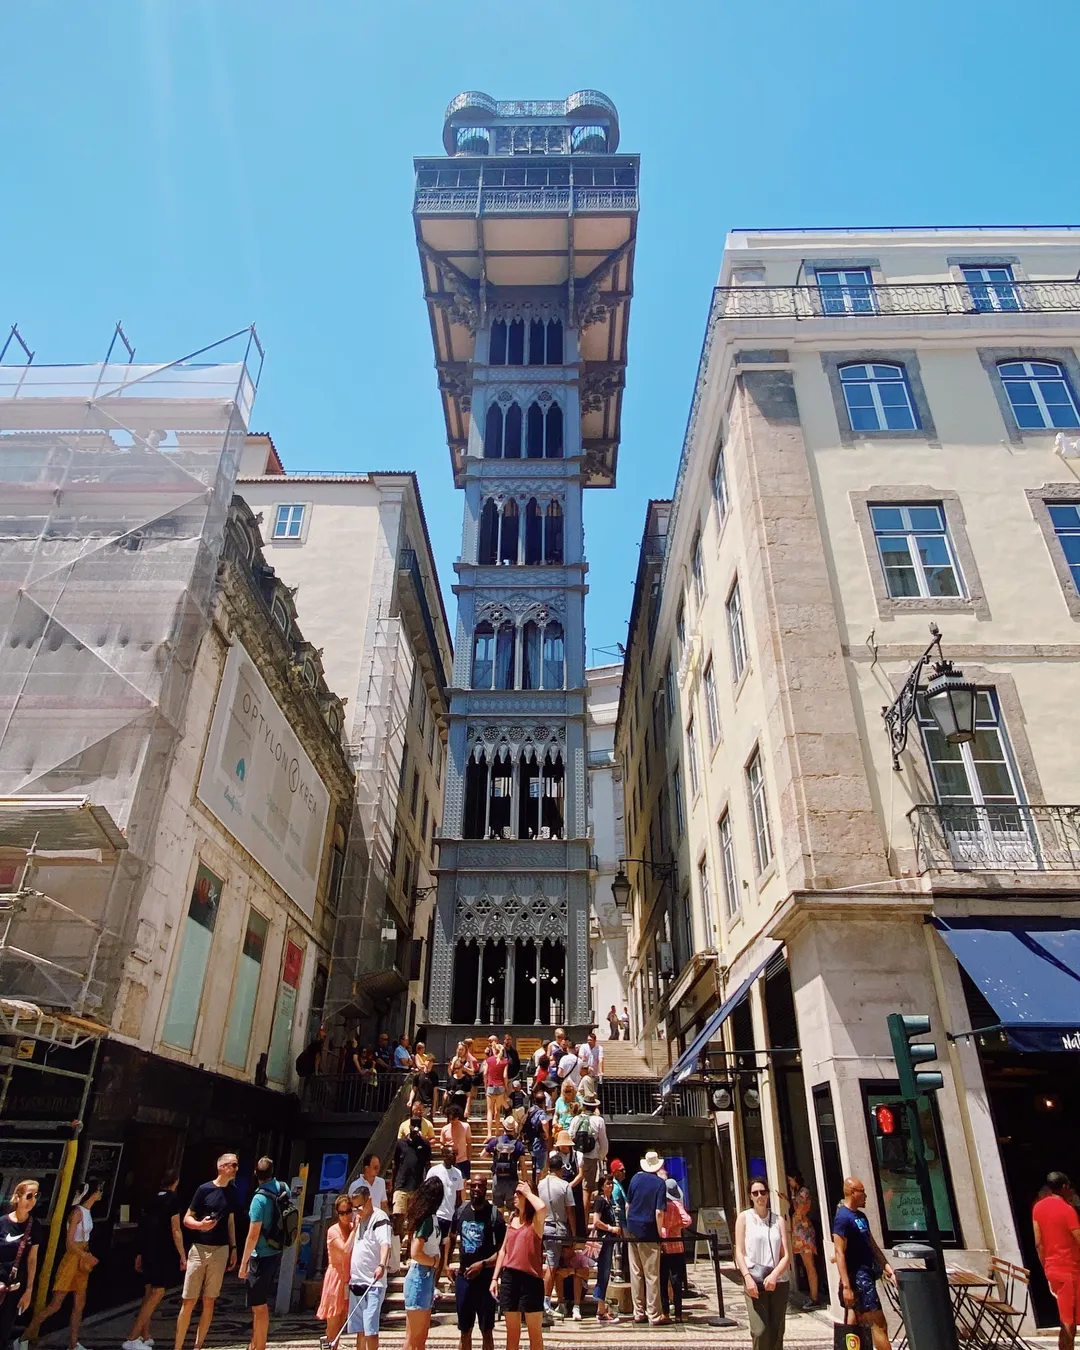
[524,498,543,564]
[521,621,541,689]
[499,499,519,565]
[998,360,1080,429]
[526,402,545,458]
[545,403,563,457]
[542,622,565,689]
[478,498,499,564]
[484,403,502,458]
[839,363,917,432]
[506,319,525,365]
[546,319,564,364]
[545,501,564,562]
[472,622,495,687]
[482,401,522,457]
[529,319,546,367]
[504,402,522,458]
[494,622,516,690]
[489,319,508,366]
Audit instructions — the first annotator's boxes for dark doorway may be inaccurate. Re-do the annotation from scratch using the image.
[513,940,538,1023]
[450,940,480,1023]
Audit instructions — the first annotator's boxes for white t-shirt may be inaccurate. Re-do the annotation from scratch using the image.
[349,1174,388,1212]
[558,1052,582,1087]
[350,1209,393,1287]
[426,1162,463,1222]
[72,1205,93,1244]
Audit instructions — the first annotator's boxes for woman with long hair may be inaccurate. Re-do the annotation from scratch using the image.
[317,1195,355,1349]
[123,1168,185,1350]
[553,1079,577,1135]
[446,1047,471,1117]
[484,1044,509,1136]
[491,1181,547,1350]
[734,1178,792,1350]
[786,1173,820,1307]
[0,1180,43,1350]
[24,1178,103,1350]
[402,1177,444,1350]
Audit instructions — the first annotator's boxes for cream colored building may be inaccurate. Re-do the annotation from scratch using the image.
[617,227,1080,1321]
[237,435,453,1038]
[586,663,628,1025]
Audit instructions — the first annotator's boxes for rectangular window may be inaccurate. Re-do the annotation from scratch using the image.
[434,738,443,789]
[962,265,1019,313]
[676,604,686,662]
[389,830,400,878]
[862,1081,961,1245]
[266,940,304,1084]
[840,363,918,432]
[658,785,670,854]
[664,658,675,722]
[401,853,413,903]
[918,689,1022,808]
[410,769,420,817]
[399,745,409,792]
[718,811,739,918]
[161,863,222,1051]
[703,658,721,746]
[870,504,962,598]
[726,579,749,681]
[672,765,685,836]
[817,267,876,314]
[637,760,645,810]
[272,504,306,539]
[698,856,713,944]
[999,360,1080,430]
[1048,502,1080,590]
[417,695,427,739]
[222,909,269,1069]
[686,716,700,797]
[746,748,774,873]
[426,715,436,763]
[420,796,429,843]
[691,534,706,606]
[712,445,729,520]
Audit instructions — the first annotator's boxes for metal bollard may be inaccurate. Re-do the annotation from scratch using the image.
[705,1231,738,1328]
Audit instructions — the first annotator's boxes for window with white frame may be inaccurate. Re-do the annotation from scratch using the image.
[675,604,686,662]
[817,268,876,315]
[962,266,1020,313]
[917,689,1022,809]
[691,532,706,606]
[697,855,713,944]
[664,658,676,722]
[686,716,701,797]
[870,504,963,598]
[746,748,774,873]
[712,445,729,521]
[1048,502,1080,590]
[270,595,290,637]
[998,360,1080,430]
[702,657,721,746]
[273,504,306,539]
[718,811,739,918]
[839,363,918,432]
[726,579,749,681]
[672,765,685,836]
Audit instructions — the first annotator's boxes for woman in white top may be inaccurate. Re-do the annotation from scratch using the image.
[734,1178,792,1350]
[25,1179,103,1350]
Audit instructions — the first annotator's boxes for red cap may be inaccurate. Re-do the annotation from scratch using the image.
[609,1158,625,1172]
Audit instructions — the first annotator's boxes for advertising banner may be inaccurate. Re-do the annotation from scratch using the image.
[197,642,330,917]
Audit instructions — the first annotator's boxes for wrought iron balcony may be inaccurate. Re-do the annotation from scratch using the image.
[909,803,1080,873]
[717,279,1080,320]
[415,186,638,216]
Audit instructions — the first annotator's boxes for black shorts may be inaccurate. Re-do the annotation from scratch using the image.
[142,1251,179,1290]
[246,1252,282,1309]
[456,1272,498,1332]
[499,1267,545,1316]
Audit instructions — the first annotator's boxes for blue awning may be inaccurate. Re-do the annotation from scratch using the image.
[934,918,1080,1053]
[661,951,774,1096]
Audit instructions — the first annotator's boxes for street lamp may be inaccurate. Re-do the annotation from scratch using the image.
[882,624,977,771]
[610,857,677,913]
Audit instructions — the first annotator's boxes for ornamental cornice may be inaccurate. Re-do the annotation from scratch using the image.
[468,457,576,480]
[580,362,625,413]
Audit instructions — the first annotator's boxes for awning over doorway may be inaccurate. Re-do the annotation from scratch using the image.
[661,951,775,1096]
[934,918,1080,1053]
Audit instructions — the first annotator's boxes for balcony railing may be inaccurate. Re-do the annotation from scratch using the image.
[717,280,1080,320]
[909,804,1080,873]
[415,186,638,216]
[300,1071,411,1116]
[600,1077,710,1119]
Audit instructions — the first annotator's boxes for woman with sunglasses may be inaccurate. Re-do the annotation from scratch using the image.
[317,1195,355,1349]
[0,1180,43,1350]
[24,1179,103,1350]
[734,1178,792,1350]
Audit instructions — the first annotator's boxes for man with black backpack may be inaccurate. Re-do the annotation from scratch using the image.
[570,1091,608,1213]
[238,1157,295,1350]
[522,1088,551,1187]
[483,1116,526,1213]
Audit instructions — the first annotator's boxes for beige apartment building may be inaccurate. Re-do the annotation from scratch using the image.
[617,227,1080,1322]
[237,435,453,1041]
[586,663,628,1025]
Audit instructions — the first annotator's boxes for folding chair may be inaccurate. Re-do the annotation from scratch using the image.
[967,1258,1033,1350]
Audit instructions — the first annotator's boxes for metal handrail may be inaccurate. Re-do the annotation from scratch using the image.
[717,279,1080,319]
[909,803,1080,873]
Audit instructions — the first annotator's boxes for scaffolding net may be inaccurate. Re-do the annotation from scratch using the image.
[0,331,262,1016]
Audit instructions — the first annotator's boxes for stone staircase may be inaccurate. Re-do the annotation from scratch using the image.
[599,1038,655,1078]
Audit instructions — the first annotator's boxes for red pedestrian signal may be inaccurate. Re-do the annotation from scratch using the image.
[873,1103,897,1136]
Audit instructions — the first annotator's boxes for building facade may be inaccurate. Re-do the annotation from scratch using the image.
[413,91,638,1051]
[237,438,453,1042]
[585,663,627,1024]
[618,228,1080,1322]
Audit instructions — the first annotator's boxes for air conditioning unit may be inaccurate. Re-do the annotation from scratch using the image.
[658,941,675,976]
[1055,432,1080,458]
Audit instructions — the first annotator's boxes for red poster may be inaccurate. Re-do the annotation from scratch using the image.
[283,940,304,989]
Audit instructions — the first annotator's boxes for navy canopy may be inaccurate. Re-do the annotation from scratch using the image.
[661,951,775,1096]
[934,918,1080,1053]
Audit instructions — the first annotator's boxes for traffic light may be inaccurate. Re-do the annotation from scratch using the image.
[872,1103,898,1136]
[887,1012,945,1097]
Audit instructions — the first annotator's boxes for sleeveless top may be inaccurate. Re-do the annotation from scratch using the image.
[501,1220,543,1280]
[743,1207,787,1282]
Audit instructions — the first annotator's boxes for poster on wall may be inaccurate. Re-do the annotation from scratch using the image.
[197,642,330,917]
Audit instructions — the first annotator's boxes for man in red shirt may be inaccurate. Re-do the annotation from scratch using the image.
[1033,1171,1080,1350]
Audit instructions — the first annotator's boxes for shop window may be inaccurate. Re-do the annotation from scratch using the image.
[222,909,269,1069]
[161,863,222,1051]
[861,1080,962,1245]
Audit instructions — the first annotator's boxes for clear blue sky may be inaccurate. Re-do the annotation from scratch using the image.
[4,0,1080,662]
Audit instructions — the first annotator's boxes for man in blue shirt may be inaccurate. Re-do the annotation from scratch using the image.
[238,1158,290,1350]
[832,1177,895,1350]
[393,1035,414,1072]
[625,1151,669,1325]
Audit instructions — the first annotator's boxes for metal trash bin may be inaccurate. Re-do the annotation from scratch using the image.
[894,1242,956,1350]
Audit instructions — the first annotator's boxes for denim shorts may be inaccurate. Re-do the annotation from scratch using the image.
[346,1282,386,1336]
[404,1261,436,1312]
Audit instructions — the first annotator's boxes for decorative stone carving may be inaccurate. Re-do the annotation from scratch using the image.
[485,296,565,323]
[582,445,614,478]
[580,363,625,413]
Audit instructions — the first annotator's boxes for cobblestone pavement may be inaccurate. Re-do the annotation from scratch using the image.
[38,1263,841,1350]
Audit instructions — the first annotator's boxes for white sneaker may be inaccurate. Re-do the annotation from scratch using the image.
[74,1342,93,1350]
[572,1306,583,1321]
[123,1339,146,1350]
[14,1339,28,1350]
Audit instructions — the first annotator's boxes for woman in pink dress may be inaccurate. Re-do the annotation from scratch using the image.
[317,1194,355,1346]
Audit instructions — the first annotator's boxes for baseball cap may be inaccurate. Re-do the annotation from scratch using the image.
[609,1158,625,1172]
